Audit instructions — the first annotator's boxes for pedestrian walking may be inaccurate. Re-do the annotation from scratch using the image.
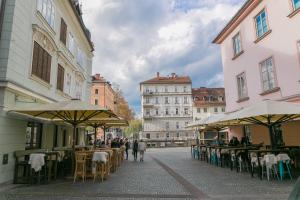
[125,138,130,160]
[138,139,146,162]
[132,140,138,161]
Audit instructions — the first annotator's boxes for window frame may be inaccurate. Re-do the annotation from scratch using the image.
[259,57,278,93]
[25,122,43,150]
[236,72,248,100]
[56,64,65,92]
[232,32,242,56]
[254,9,269,39]
[37,0,55,30]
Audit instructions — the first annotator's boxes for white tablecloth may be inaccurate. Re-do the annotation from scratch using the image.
[276,153,290,162]
[92,152,108,174]
[29,153,45,172]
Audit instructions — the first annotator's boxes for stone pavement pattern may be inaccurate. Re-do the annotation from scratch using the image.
[0,147,296,200]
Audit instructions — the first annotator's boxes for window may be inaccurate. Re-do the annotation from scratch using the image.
[75,80,83,100]
[184,108,188,115]
[292,0,300,10]
[56,64,64,91]
[165,97,169,104]
[145,87,149,93]
[221,107,225,112]
[95,99,98,105]
[203,108,207,113]
[166,122,169,129]
[146,109,150,115]
[176,122,179,129]
[214,107,218,113]
[165,108,169,115]
[31,41,51,83]
[197,108,201,113]
[175,97,179,104]
[60,18,67,45]
[237,72,248,99]
[255,10,269,38]
[95,89,98,94]
[260,57,276,92]
[68,32,76,55]
[184,97,188,104]
[175,86,177,92]
[156,133,159,138]
[155,97,159,104]
[37,0,55,29]
[183,86,187,92]
[176,132,180,137]
[166,132,170,138]
[175,108,179,115]
[25,122,42,149]
[155,108,159,115]
[165,86,168,92]
[77,47,85,67]
[146,133,150,139]
[65,73,71,95]
[146,97,150,104]
[232,33,242,55]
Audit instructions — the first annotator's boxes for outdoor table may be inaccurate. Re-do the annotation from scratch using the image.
[227,146,260,172]
[248,149,289,180]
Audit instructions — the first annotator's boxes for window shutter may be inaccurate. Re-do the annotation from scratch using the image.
[60,18,67,45]
[57,64,64,91]
[46,54,51,83]
[42,51,48,82]
[37,44,43,78]
[32,42,39,75]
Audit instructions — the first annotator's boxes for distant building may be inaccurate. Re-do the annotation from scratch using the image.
[213,0,300,145]
[91,74,116,112]
[192,87,226,122]
[140,73,194,143]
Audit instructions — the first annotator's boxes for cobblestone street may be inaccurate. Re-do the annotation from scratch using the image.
[0,148,296,200]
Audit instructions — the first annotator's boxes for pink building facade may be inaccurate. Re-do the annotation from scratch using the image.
[214,0,300,145]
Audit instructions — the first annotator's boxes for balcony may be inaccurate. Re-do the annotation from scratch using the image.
[143,114,153,119]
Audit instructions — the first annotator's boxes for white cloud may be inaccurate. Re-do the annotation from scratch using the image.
[81,0,245,113]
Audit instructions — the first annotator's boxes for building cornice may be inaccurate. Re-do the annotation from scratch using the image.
[213,0,261,44]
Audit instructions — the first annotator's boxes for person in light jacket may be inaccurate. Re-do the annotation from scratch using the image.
[138,140,146,162]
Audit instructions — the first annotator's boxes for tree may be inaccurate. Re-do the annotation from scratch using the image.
[124,119,142,138]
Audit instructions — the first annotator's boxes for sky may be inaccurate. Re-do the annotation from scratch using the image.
[82,0,246,116]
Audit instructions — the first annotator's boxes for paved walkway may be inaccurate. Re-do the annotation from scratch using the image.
[0,147,296,200]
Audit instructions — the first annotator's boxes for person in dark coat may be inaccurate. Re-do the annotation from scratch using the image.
[125,138,130,160]
[132,140,138,161]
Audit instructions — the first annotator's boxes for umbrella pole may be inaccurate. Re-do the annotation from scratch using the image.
[268,125,275,149]
[103,126,106,146]
[94,126,97,149]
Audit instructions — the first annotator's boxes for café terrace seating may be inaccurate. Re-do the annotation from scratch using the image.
[13,146,126,184]
[191,143,300,181]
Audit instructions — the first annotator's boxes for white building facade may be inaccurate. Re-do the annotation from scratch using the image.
[0,0,93,183]
[140,73,194,141]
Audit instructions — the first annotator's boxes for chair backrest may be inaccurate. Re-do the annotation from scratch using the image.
[75,152,86,162]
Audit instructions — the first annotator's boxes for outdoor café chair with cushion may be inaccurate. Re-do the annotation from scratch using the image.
[276,153,292,180]
[262,154,279,181]
[73,152,87,182]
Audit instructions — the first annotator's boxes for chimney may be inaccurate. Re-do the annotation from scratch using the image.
[94,74,100,80]
[157,72,160,78]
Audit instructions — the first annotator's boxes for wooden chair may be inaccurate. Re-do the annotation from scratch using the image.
[73,152,86,182]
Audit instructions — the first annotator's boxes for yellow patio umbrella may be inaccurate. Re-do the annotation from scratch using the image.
[85,117,128,147]
[10,99,117,150]
[211,100,300,148]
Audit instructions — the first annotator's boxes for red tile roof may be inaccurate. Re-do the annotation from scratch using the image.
[192,87,226,107]
[141,73,191,84]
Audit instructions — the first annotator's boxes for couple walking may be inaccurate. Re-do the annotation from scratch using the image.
[132,139,146,162]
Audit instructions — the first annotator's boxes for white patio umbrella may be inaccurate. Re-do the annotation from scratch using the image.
[215,100,300,148]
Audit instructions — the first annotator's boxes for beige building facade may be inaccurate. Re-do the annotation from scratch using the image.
[0,0,93,183]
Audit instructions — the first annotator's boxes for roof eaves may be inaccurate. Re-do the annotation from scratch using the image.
[212,0,258,44]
